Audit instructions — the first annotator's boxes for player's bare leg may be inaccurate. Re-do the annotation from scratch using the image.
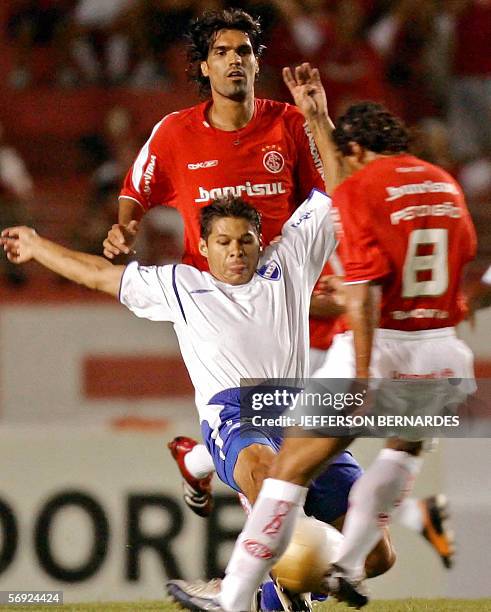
[168,435,396,611]
[268,434,353,485]
[213,432,401,611]
[232,443,277,503]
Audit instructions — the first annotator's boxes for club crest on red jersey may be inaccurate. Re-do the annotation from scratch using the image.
[263,147,285,174]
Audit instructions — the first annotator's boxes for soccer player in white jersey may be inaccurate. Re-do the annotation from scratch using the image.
[2,189,395,610]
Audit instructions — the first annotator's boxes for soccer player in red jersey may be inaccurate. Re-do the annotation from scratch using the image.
[102,8,344,514]
[102,5,338,508]
[196,65,477,611]
[103,9,324,266]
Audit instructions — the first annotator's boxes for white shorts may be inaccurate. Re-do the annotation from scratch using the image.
[309,347,328,377]
[311,328,475,440]
[313,328,475,380]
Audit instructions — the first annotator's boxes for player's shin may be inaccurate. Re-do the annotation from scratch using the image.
[219,478,308,612]
[334,448,423,579]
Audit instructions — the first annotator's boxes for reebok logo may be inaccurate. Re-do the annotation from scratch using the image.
[188,160,218,170]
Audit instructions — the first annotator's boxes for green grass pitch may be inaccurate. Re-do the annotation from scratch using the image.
[4,600,490,612]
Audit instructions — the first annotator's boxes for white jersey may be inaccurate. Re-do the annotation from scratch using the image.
[119,189,334,426]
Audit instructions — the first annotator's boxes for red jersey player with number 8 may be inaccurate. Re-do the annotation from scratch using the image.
[204,67,476,612]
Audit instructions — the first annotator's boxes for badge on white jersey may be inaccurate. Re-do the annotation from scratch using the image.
[257,260,282,281]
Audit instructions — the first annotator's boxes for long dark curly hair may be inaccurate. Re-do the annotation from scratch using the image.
[186,8,264,97]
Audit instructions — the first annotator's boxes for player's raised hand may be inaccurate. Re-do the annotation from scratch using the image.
[103,219,139,259]
[1,226,38,263]
[282,63,328,121]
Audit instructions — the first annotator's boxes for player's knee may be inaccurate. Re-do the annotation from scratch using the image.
[234,444,276,503]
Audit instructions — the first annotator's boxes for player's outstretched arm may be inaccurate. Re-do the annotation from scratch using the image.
[283,63,341,194]
[103,197,142,259]
[1,226,124,297]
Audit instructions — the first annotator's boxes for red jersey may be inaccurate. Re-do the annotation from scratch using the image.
[334,154,477,331]
[120,98,324,270]
[309,255,348,351]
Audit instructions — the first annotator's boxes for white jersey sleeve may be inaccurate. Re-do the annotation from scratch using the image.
[275,188,335,288]
[119,261,180,322]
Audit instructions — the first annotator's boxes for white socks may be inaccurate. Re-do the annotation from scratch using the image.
[335,448,423,579]
[395,496,424,532]
[183,444,215,479]
[219,478,308,612]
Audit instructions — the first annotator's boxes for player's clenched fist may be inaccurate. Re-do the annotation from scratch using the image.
[1,226,38,263]
[103,220,139,259]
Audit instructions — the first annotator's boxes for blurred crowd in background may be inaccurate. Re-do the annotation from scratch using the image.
[1,0,491,295]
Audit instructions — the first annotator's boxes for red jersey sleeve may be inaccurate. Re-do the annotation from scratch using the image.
[334,180,391,283]
[286,107,325,202]
[119,116,177,212]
